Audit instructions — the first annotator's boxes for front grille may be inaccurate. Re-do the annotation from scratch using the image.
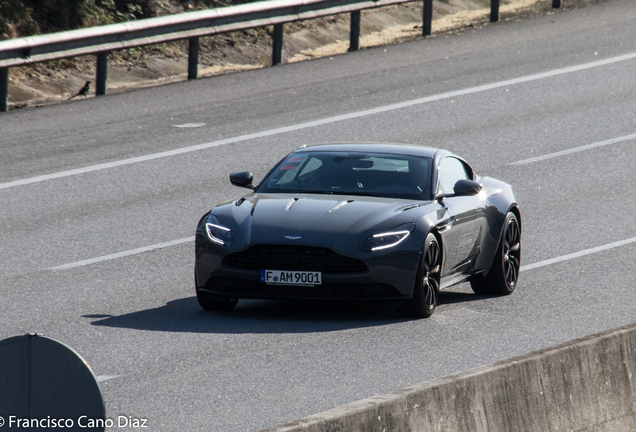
[205,278,401,299]
[224,245,367,274]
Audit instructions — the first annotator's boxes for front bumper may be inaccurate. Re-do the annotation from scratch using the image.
[195,244,421,300]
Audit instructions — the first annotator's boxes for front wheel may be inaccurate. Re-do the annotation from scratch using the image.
[399,233,441,318]
[471,212,521,296]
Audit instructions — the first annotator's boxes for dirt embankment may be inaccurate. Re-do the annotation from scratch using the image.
[5,0,600,109]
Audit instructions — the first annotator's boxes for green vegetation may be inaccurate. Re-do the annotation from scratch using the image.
[0,0,39,38]
[0,0,257,40]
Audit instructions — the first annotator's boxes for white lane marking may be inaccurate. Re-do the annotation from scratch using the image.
[3,52,636,191]
[96,374,120,383]
[172,123,206,128]
[520,236,636,272]
[49,236,194,271]
[510,132,636,166]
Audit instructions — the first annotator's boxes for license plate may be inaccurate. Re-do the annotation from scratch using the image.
[260,270,322,286]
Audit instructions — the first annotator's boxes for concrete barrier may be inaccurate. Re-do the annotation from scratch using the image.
[262,322,636,432]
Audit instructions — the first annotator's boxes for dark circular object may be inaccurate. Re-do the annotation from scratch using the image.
[0,334,105,431]
[471,212,521,296]
[399,233,441,318]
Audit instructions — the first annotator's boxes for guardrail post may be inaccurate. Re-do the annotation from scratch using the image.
[349,11,361,51]
[553,0,561,8]
[422,0,432,37]
[272,23,283,66]
[96,52,108,96]
[188,37,199,80]
[490,0,500,22]
[0,67,8,112]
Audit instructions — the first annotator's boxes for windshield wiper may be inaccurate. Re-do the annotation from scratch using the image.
[265,189,387,197]
[330,190,385,197]
[297,190,335,195]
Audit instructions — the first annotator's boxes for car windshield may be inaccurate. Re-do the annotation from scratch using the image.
[257,151,432,199]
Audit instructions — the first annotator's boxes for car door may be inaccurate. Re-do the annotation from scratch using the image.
[436,157,486,276]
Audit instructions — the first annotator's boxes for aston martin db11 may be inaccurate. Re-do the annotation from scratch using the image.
[194,143,521,317]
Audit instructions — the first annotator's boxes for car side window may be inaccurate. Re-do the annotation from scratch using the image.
[438,157,469,194]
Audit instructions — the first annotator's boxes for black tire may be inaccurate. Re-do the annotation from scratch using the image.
[471,212,521,296]
[399,233,441,318]
[195,273,238,311]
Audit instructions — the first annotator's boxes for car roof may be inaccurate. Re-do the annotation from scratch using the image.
[294,143,441,158]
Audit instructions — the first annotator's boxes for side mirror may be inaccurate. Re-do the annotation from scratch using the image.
[230,171,254,189]
[453,179,482,196]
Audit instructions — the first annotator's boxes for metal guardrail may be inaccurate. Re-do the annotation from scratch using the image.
[0,0,562,112]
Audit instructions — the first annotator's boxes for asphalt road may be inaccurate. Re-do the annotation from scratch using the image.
[1,0,636,430]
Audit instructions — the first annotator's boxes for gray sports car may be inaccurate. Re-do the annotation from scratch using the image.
[194,143,521,318]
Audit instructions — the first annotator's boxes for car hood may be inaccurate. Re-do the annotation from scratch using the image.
[212,193,434,251]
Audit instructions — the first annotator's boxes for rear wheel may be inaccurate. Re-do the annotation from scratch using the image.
[195,273,238,311]
[399,233,441,318]
[471,212,520,296]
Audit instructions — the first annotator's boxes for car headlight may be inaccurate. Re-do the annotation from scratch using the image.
[360,223,415,251]
[205,215,233,246]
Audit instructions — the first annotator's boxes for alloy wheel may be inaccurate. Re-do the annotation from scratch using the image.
[422,238,441,311]
[502,216,521,287]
